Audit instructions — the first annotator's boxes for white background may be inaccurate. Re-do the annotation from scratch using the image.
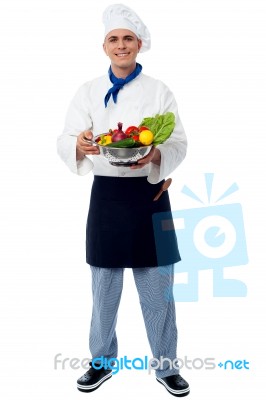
[0,0,265,399]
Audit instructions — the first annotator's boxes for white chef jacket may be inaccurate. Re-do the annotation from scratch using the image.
[57,72,187,184]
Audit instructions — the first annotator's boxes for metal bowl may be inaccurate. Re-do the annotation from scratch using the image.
[83,134,152,166]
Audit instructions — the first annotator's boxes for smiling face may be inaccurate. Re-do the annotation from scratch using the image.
[103,29,142,78]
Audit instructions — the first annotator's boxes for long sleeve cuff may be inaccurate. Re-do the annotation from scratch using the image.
[57,134,94,175]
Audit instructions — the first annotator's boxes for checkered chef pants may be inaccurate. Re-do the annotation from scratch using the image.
[89,265,179,378]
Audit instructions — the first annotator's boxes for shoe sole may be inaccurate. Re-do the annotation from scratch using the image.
[77,372,112,393]
[156,377,190,397]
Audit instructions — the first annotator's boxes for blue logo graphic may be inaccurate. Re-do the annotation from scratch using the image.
[153,173,249,301]
[217,360,250,370]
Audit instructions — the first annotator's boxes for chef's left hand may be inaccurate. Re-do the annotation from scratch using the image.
[130,147,161,169]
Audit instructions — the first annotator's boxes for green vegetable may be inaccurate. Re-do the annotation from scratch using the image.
[139,112,175,145]
[106,137,135,148]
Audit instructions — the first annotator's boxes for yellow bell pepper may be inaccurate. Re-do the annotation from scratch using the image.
[99,135,112,146]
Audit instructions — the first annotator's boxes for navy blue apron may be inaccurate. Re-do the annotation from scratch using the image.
[86,176,180,268]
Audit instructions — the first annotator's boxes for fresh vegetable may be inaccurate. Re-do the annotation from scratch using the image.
[97,134,112,145]
[125,126,139,136]
[112,122,127,142]
[139,130,154,145]
[97,112,175,149]
[139,112,175,145]
[138,126,149,132]
[106,137,135,148]
[132,134,140,141]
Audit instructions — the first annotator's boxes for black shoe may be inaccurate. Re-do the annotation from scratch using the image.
[156,374,190,397]
[77,363,112,392]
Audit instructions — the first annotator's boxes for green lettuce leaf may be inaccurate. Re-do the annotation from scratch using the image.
[139,112,175,145]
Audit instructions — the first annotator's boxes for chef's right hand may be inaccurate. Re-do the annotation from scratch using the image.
[76,130,100,160]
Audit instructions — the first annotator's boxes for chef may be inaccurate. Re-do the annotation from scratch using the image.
[57,3,190,397]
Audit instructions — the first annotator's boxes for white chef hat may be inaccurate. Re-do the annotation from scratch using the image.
[102,3,151,52]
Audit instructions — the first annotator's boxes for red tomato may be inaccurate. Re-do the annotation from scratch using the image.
[132,134,139,141]
[138,126,150,132]
[125,126,139,136]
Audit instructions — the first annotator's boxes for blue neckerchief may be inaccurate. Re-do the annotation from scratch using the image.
[104,63,142,107]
